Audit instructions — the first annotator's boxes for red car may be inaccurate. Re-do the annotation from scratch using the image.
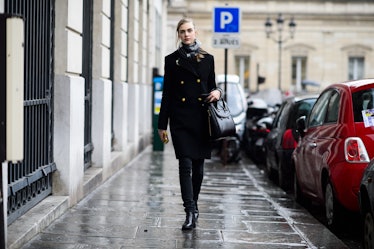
[292,79,374,229]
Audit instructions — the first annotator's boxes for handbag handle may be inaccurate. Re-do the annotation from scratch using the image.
[200,78,223,101]
[210,99,231,118]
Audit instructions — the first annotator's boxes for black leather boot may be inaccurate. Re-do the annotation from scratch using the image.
[194,203,199,220]
[182,212,196,230]
[194,210,199,221]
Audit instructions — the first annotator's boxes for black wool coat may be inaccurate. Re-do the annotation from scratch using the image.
[158,50,217,159]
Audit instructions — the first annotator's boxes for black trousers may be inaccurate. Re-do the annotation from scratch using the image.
[178,158,204,213]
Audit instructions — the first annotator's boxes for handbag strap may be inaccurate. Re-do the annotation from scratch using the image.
[214,98,229,110]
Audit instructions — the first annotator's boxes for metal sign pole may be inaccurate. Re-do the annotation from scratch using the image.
[224,48,228,102]
[212,6,241,102]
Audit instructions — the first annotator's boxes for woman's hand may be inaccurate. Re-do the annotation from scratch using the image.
[206,89,221,103]
[158,129,169,144]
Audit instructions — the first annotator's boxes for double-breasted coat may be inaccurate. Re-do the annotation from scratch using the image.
[158,50,218,159]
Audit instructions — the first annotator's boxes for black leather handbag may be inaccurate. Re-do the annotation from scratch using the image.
[207,98,236,140]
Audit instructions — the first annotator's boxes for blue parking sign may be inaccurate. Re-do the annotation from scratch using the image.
[213,7,240,33]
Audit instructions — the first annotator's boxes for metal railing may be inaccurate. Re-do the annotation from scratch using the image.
[82,0,93,170]
[5,0,56,224]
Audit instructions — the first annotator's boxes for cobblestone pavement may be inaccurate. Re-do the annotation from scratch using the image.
[21,144,348,248]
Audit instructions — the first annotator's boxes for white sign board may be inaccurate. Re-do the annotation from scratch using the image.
[212,34,240,48]
[6,17,24,162]
[212,7,241,48]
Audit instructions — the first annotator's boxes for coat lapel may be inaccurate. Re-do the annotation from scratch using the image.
[176,57,199,77]
[197,58,210,78]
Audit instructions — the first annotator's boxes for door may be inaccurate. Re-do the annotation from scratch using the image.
[296,91,332,196]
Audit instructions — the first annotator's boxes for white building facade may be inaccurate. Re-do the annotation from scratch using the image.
[167,0,374,94]
[53,0,166,205]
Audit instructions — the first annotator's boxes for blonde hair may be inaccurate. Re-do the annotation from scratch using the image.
[176,17,195,32]
[176,18,195,47]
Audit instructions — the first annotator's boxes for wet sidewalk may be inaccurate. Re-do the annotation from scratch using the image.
[20,144,348,249]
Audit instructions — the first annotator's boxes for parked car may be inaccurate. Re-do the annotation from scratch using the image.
[215,74,247,163]
[359,158,374,249]
[292,78,374,229]
[265,94,318,190]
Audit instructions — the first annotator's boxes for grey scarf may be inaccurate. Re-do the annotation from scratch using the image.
[178,40,206,62]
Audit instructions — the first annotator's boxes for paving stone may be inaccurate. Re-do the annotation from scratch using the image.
[20,145,348,249]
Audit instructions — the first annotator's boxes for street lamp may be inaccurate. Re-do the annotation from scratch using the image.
[265,14,296,90]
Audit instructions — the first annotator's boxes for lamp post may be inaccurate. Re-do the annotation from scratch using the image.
[265,14,296,91]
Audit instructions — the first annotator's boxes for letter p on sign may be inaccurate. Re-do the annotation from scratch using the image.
[213,7,240,33]
[220,12,233,29]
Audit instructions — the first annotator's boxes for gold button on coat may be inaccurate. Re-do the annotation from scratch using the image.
[180,80,184,84]
[181,98,186,102]
[198,97,202,101]
[196,79,201,83]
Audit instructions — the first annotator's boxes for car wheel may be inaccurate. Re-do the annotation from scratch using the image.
[278,161,292,190]
[265,157,276,181]
[363,210,374,249]
[220,138,241,164]
[226,139,241,163]
[325,181,341,229]
[242,129,250,153]
[294,173,304,203]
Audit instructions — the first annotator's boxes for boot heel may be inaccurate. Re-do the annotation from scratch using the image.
[182,212,196,230]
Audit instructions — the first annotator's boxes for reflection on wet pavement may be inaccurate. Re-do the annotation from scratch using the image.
[21,145,348,248]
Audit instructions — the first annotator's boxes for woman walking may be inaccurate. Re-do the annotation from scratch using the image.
[158,18,221,230]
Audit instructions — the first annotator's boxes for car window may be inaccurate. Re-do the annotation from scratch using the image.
[325,91,340,123]
[352,89,374,122]
[288,98,316,128]
[272,102,286,129]
[278,102,292,128]
[308,91,331,127]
